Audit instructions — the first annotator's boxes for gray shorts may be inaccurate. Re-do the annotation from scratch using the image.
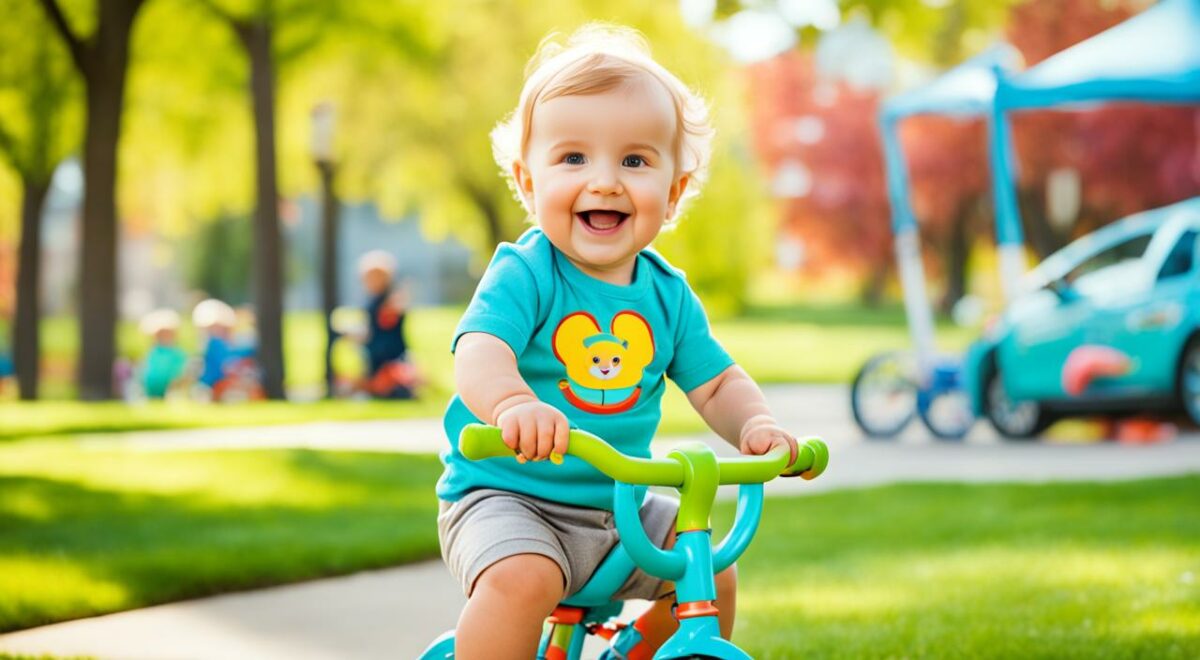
[438,488,678,601]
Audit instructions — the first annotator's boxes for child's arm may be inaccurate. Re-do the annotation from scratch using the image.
[455,332,569,461]
[685,364,798,464]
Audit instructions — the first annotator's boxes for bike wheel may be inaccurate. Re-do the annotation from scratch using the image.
[850,352,918,439]
[917,384,975,440]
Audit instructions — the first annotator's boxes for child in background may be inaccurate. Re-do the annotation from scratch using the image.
[359,251,417,399]
[139,309,188,399]
[192,298,259,401]
[437,25,801,659]
[0,349,13,396]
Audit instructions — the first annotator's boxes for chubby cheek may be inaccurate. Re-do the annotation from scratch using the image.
[531,178,580,233]
[629,183,672,233]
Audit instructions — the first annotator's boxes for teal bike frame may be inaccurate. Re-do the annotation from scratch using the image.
[420,424,829,659]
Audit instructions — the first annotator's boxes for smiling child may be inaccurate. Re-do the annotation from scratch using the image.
[436,24,800,659]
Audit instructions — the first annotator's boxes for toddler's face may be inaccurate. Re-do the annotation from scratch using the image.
[362,268,391,296]
[516,77,688,282]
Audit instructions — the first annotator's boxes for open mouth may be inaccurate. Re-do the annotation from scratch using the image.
[576,210,630,234]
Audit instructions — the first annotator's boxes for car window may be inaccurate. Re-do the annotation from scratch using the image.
[1074,261,1150,301]
[1158,229,1198,280]
[1063,233,1153,284]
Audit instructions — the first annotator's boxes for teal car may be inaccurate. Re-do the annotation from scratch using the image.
[964,197,1200,438]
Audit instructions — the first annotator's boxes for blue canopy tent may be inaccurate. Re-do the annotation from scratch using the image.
[879,44,1021,380]
[989,0,1200,297]
[851,45,1021,439]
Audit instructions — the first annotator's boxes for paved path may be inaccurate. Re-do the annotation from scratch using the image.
[4,385,1200,659]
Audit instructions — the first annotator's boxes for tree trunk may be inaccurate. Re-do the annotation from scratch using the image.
[463,178,506,249]
[241,21,286,399]
[938,203,972,315]
[76,1,141,401]
[318,160,338,398]
[14,179,51,400]
[1018,187,1070,260]
[480,203,504,250]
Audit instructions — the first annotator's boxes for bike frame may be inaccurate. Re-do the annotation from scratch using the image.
[419,425,828,660]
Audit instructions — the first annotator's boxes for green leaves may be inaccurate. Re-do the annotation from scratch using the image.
[0,0,82,183]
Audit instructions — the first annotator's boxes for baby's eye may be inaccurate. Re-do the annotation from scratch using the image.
[612,356,621,365]
[592,356,600,364]
[564,153,586,165]
[622,155,645,168]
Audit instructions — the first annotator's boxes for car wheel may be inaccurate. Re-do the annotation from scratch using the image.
[850,352,917,439]
[983,366,1049,440]
[1177,338,1200,426]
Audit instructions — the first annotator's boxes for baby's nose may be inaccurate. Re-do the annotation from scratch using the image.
[587,168,623,195]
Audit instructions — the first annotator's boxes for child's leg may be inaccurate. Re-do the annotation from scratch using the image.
[455,553,565,660]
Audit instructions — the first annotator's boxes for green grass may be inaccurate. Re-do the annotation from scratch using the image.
[3,304,967,438]
[0,441,443,633]
[0,307,460,439]
[0,399,446,441]
[2,433,1197,656]
[727,478,1200,659]
[717,307,973,385]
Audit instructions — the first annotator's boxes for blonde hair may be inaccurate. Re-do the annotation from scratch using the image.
[491,24,714,219]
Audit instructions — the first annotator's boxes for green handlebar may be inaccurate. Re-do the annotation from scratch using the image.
[460,424,683,486]
[458,423,828,486]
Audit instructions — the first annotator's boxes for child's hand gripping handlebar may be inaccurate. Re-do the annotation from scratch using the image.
[458,423,828,582]
[458,423,829,483]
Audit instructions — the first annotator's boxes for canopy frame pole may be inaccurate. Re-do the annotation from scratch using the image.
[988,66,1028,301]
[881,112,938,382]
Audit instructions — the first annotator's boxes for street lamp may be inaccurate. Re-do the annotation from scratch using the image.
[311,102,338,398]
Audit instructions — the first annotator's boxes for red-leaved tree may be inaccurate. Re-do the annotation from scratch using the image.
[1007,0,1200,257]
[745,0,1199,307]
[902,116,990,311]
[745,51,893,303]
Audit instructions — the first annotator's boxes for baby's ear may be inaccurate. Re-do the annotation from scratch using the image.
[512,160,534,208]
[666,173,690,219]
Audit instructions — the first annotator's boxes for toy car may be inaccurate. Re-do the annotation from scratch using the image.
[964,197,1200,438]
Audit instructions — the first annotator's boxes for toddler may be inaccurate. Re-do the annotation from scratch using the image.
[437,25,799,659]
[139,309,188,399]
[192,298,258,401]
[358,250,417,398]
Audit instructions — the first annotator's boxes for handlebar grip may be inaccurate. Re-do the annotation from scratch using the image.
[781,437,828,480]
[459,424,518,461]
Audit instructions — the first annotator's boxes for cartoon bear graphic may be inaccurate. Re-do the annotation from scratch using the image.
[551,311,654,414]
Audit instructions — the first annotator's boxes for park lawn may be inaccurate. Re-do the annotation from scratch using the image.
[716,304,974,385]
[0,441,444,633]
[0,398,446,441]
[730,477,1200,659]
[2,436,1197,657]
[3,304,970,439]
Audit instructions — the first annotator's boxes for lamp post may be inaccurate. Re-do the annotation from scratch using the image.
[311,102,338,398]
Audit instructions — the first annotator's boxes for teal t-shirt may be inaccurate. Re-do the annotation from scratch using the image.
[143,344,188,398]
[436,228,734,510]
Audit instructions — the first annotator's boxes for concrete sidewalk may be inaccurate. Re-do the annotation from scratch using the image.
[4,385,1200,659]
[1,561,466,660]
